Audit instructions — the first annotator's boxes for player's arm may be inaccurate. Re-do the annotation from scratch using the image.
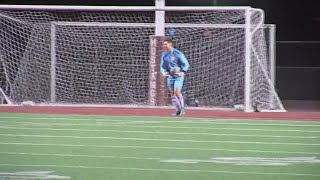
[175,52,189,77]
[179,53,189,73]
[160,54,169,77]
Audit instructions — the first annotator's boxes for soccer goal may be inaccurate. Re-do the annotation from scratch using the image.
[0,3,285,112]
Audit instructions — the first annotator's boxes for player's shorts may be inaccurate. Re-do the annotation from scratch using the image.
[167,75,184,90]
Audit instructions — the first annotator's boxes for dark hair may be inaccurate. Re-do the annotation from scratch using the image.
[164,38,173,44]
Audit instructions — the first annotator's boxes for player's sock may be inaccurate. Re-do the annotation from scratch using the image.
[177,94,186,115]
[177,94,185,108]
[172,95,181,109]
[171,95,181,115]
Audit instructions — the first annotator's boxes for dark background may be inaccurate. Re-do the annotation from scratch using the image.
[2,0,320,101]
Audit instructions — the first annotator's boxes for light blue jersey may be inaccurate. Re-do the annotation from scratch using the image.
[160,48,190,90]
[160,48,189,75]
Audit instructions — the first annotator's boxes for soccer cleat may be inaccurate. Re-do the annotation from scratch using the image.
[179,108,186,116]
[171,109,181,116]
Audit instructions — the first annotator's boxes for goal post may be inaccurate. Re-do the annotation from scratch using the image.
[50,22,57,103]
[244,9,252,112]
[0,4,285,112]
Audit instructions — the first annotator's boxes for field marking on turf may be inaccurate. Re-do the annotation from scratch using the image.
[92,120,320,127]
[188,117,320,123]
[2,152,320,166]
[0,171,70,179]
[94,120,320,128]
[1,115,320,124]
[1,126,319,139]
[1,116,320,127]
[3,114,320,124]
[0,164,319,177]
[2,152,320,167]
[161,157,320,166]
[1,142,319,155]
[1,133,320,146]
[1,121,320,133]
[0,151,161,161]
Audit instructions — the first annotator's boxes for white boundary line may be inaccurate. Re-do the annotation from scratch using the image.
[0,142,318,155]
[1,114,320,123]
[0,134,319,146]
[2,152,320,165]
[0,152,161,161]
[0,126,319,139]
[1,121,320,133]
[0,117,320,127]
[0,163,319,177]
[0,171,70,179]
[0,113,320,127]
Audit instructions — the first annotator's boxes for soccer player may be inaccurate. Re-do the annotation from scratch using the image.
[160,38,190,116]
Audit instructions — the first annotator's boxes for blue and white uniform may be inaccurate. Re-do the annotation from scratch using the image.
[160,48,190,90]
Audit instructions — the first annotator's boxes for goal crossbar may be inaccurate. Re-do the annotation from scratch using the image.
[0,5,251,11]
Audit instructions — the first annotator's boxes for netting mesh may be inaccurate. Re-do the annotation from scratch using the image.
[0,8,284,111]
[170,27,245,107]
[248,9,284,111]
[54,25,153,104]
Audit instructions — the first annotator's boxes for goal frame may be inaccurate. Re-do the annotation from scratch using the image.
[0,4,283,112]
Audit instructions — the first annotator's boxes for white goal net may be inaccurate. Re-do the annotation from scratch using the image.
[0,5,285,112]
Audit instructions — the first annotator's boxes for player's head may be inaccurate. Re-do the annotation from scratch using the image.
[163,38,173,52]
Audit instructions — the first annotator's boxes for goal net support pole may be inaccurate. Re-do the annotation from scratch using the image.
[149,36,168,106]
[149,0,168,106]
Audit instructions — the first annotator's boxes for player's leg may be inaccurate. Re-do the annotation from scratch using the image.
[167,77,181,116]
[173,76,186,115]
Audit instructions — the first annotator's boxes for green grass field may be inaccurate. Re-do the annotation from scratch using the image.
[0,113,319,180]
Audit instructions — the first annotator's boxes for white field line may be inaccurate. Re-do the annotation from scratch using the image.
[0,142,319,155]
[1,121,320,133]
[0,133,319,146]
[0,176,68,179]
[161,157,320,165]
[0,176,69,179]
[0,171,70,179]
[0,152,161,160]
[187,117,320,123]
[0,125,319,139]
[0,113,320,125]
[0,163,319,177]
[2,152,320,166]
[2,114,320,124]
[1,116,320,127]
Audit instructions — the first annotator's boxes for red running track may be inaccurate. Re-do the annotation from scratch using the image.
[0,106,319,121]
